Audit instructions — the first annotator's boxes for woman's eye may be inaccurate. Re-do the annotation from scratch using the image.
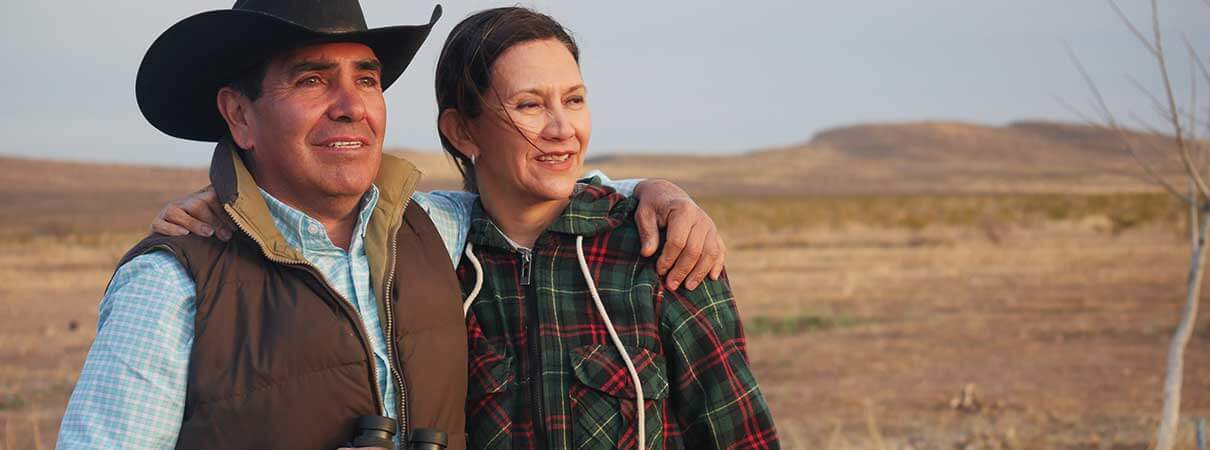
[566,96,585,106]
[518,102,541,110]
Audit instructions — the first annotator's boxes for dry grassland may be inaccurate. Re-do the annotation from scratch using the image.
[1,191,1207,449]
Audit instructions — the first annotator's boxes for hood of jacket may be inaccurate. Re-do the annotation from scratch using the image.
[466,177,636,252]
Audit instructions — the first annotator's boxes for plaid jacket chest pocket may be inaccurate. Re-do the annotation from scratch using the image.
[569,344,671,450]
[466,342,517,450]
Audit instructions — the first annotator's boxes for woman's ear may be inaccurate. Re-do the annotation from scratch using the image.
[217,87,256,151]
[439,108,479,161]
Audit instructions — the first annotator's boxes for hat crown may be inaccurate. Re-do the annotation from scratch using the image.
[232,0,369,33]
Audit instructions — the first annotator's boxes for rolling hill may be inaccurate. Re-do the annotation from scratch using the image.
[0,120,1191,237]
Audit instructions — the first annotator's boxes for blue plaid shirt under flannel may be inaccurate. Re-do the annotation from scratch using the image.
[58,175,636,449]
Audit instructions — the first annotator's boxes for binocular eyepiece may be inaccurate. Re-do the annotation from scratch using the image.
[353,415,447,450]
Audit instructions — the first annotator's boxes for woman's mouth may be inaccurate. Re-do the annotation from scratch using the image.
[536,153,570,162]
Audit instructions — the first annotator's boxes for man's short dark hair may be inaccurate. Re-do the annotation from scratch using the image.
[227,61,269,101]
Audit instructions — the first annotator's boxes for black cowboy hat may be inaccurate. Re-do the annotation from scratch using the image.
[136,0,442,142]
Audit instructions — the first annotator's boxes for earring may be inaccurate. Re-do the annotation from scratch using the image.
[470,154,477,164]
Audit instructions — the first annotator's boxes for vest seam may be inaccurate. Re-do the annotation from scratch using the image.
[188,359,367,412]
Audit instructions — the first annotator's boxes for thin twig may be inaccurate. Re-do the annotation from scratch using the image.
[1128,75,1178,121]
[1189,42,1202,168]
[1128,112,1170,137]
[1192,183,1199,247]
[1053,94,1103,126]
[1108,0,1159,56]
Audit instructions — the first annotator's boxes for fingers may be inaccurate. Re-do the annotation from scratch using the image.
[161,206,216,237]
[635,202,660,257]
[149,185,233,240]
[709,233,727,281]
[196,188,233,241]
[655,205,692,277]
[683,226,723,291]
[150,217,191,237]
[664,220,708,291]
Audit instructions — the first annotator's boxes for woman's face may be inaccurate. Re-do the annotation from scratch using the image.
[467,38,591,204]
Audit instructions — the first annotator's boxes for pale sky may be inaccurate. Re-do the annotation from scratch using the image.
[2,1,1208,166]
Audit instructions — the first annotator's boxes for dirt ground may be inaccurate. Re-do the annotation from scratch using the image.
[1,219,1208,449]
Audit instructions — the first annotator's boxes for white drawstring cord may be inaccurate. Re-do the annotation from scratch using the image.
[576,235,645,450]
[466,238,646,450]
[463,243,483,317]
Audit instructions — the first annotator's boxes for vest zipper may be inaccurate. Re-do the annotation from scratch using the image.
[223,204,388,416]
[381,210,409,444]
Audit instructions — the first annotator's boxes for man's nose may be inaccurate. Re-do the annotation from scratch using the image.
[541,105,575,141]
[327,79,367,123]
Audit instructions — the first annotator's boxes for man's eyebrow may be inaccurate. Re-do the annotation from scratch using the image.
[286,60,336,76]
[355,59,383,73]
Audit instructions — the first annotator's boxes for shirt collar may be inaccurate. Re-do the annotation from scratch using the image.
[258,186,380,257]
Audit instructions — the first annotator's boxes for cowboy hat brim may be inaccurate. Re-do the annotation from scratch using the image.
[136,5,441,142]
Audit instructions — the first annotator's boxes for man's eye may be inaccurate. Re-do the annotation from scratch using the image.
[566,96,585,105]
[358,77,380,88]
[297,76,322,86]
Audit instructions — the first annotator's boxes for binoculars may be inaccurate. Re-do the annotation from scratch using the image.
[353,415,447,450]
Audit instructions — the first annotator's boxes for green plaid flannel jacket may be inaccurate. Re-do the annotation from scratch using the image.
[458,179,779,450]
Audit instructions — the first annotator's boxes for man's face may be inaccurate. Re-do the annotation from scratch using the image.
[235,42,386,208]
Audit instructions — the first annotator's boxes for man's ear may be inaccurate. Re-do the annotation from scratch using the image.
[438,108,479,161]
[217,87,256,150]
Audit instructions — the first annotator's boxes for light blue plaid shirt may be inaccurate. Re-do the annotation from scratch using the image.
[58,175,636,449]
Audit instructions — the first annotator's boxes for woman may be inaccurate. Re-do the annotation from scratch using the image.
[436,8,777,450]
[154,7,777,449]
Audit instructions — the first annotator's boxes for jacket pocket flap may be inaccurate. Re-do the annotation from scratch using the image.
[570,344,668,400]
[468,344,514,399]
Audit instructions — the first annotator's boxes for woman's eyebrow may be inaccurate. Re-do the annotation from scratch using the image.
[506,84,586,98]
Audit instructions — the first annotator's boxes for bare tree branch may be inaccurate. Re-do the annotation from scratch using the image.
[1148,0,1210,199]
[1068,48,1190,201]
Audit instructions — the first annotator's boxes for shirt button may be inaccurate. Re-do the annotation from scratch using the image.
[307,223,321,235]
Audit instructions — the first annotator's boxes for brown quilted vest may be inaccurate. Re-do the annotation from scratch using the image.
[117,141,467,450]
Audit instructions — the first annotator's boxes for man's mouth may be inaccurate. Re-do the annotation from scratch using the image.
[314,136,371,149]
[536,153,571,162]
[326,140,365,149]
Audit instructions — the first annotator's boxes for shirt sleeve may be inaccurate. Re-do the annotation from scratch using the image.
[411,190,476,267]
[660,273,780,450]
[583,169,641,196]
[57,251,195,450]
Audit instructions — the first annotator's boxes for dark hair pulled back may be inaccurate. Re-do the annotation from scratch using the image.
[434,7,580,193]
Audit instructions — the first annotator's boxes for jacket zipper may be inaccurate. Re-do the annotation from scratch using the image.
[381,203,410,445]
[519,247,547,448]
[223,204,388,415]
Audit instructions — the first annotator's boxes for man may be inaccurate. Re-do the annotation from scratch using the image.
[59,1,725,449]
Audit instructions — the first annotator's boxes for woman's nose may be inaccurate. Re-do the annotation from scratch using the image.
[541,106,575,141]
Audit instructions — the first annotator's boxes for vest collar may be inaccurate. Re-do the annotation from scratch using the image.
[208,138,422,267]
